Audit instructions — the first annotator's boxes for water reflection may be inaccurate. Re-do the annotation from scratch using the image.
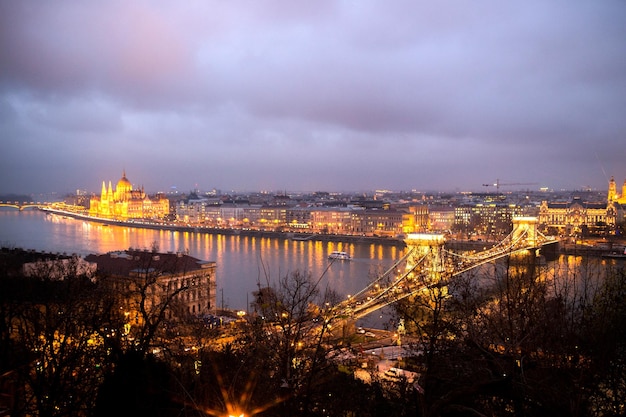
[5,210,617,329]
[0,210,402,327]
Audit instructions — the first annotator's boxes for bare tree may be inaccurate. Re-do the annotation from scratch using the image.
[238,268,342,415]
[0,255,114,417]
[583,264,626,416]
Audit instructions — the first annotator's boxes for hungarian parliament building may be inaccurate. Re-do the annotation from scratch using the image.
[88,171,169,220]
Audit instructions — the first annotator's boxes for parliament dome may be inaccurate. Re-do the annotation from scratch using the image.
[116,171,132,192]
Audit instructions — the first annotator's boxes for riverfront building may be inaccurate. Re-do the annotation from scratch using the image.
[454,203,528,238]
[173,195,540,238]
[169,182,625,238]
[85,249,217,319]
[538,178,622,236]
[89,171,169,220]
[428,206,455,232]
[608,176,626,205]
[539,199,617,236]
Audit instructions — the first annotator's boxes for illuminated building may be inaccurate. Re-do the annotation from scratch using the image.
[428,206,455,232]
[350,209,405,237]
[310,208,353,234]
[88,171,169,219]
[608,176,626,205]
[407,204,430,233]
[538,178,620,236]
[454,203,526,237]
[285,206,312,229]
[85,249,217,319]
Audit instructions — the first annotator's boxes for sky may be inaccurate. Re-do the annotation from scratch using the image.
[1,1,625,195]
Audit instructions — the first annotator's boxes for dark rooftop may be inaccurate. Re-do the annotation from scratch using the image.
[85,250,214,277]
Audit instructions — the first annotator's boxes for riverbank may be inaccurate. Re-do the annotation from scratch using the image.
[42,207,626,258]
[560,242,626,257]
[40,207,407,247]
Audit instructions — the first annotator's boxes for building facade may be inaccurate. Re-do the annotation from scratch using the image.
[608,176,626,205]
[454,203,527,238]
[538,178,621,236]
[538,199,617,236]
[89,171,169,220]
[85,250,217,319]
[428,206,455,232]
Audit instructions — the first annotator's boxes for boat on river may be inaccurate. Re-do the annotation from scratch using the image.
[328,251,351,261]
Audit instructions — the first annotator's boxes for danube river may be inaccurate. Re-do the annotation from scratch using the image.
[0,209,406,327]
[3,209,620,329]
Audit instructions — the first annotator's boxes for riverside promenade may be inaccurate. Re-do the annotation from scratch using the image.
[40,206,407,247]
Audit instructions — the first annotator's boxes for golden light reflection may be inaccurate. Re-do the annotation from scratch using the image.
[374,244,383,259]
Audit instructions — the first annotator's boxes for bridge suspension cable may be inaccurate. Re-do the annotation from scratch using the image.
[349,251,430,315]
[443,227,530,263]
[330,218,556,320]
[332,247,425,317]
[347,247,417,301]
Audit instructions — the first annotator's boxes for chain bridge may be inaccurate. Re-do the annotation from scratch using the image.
[332,216,558,320]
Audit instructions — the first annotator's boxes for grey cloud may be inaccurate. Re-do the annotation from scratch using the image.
[1,0,625,194]
[26,96,123,133]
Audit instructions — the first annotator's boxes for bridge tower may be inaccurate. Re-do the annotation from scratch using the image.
[404,233,447,283]
[511,216,539,248]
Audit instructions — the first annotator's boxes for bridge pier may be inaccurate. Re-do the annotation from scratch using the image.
[512,216,539,247]
[338,318,357,339]
[404,233,447,281]
[512,216,556,260]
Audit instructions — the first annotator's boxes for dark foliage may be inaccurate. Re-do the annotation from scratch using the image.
[2,248,625,417]
[94,352,177,417]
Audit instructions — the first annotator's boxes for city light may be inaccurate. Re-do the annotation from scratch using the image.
[5,166,625,415]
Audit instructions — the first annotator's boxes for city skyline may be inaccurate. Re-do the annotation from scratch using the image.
[1,1,625,195]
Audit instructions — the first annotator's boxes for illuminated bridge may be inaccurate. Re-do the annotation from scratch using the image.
[332,217,558,320]
[0,201,49,211]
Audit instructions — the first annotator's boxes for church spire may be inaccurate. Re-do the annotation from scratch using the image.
[101,181,107,198]
[608,176,617,202]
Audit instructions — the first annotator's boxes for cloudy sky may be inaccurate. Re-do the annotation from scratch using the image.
[1,1,625,195]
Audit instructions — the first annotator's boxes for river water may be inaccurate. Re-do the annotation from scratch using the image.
[3,209,621,330]
[0,209,405,328]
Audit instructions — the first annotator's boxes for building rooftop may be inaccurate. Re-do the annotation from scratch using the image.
[85,250,215,277]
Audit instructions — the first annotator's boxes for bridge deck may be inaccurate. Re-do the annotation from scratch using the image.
[332,219,558,320]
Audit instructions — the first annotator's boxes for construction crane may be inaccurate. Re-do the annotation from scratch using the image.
[482,179,538,191]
